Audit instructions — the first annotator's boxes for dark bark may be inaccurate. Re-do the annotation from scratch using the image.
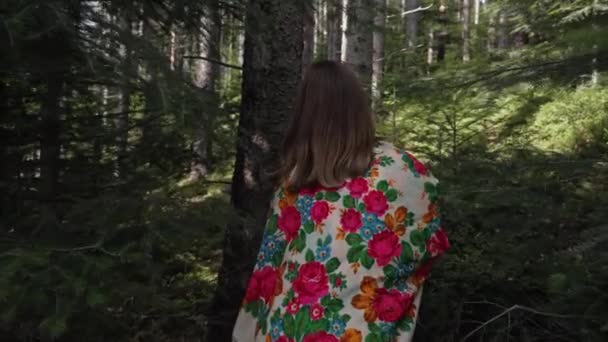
[115,13,133,177]
[206,0,304,340]
[405,0,419,49]
[190,0,222,180]
[344,0,374,92]
[462,0,471,62]
[39,74,62,217]
[326,0,343,61]
[372,0,386,107]
[303,0,315,70]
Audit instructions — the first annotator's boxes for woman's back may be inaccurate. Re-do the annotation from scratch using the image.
[232,141,449,342]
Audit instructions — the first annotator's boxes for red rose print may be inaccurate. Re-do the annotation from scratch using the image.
[334,276,342,288]
[407,152,428,176]
[243,274,259,303]
[363,190,389,216]
[346,178,369,198]
[286,299,300,315]
[426,228,450,257]
[299,184,322,196]
[278,206,301,241]
[293,261,329,304]
[302,331,339,342]
[310,303,324,320]
[244,266,278,303]
[368,230,402,266]
[340,208,363,233]
[372,288,412,322]
[310,201,330,224]
[276,337,294,342]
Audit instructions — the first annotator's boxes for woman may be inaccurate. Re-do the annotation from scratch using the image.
[232,61,449,342]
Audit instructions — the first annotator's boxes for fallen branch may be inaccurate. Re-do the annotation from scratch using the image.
[462,304,584,341]
[388,4,433,18]
[182,55,243,70]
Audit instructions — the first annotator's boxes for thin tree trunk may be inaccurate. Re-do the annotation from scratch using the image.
[405,0,419,49]
[327,0,344,61]
[190,0,222,181]
[497,10,508,50]
[344,0,375,92]
[427,29,435,65]
[303,0,316,70]
[206,0,304,340]
[39,74,62,219]
[372,0,386,107]
[462,0,471,62]
[474,0,480,25]
[115,13,132,177]
[315,0,328,60]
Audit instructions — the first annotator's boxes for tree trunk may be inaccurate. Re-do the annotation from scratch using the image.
[315,0,328,60]
[404,0,419,49]
[326,0,343,61]
[427,29,435,65]
[474,0,480,25]
[372,0,386,107]
[39,74,62,218]
[497,10,508,50]
[115,13,132,177]
[190,0,222,181]
[206,0,304,340]
[462,0,471,62]
[303,0,316,70]
[343,0,374,92]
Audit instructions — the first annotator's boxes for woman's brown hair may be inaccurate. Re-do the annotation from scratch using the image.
[281,60,375,190]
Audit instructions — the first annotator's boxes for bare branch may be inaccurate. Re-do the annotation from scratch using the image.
[182,55,243,70]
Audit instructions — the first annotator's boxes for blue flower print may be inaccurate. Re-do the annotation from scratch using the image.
[360,213,383,240]
[329,317,346,336]
[295,195,314,223]
[316,245,331,262]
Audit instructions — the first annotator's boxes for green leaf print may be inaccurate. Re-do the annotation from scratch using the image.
[283,313,295,337]
[400,242,414,261]
[295,305,311,341]
[315,192,324,200]
[321,295,344,313]
[309,318,329,333]
[383,264,398,278]
[305,249,315,262]
[385,189,398,201]
[325,192,341,202]
[396,316,414,332]
[424,182,439,203]
[410,229,426,249]
[266,214,278,234]
[325,257,341,273]
[346,233,363,246]
[343,195,355,208]
[360,252,375,269]
[358,202,366,211]
[364,333,383,342]
[303,221,314,233]
[346,244,365,263]
[376,180,389,192]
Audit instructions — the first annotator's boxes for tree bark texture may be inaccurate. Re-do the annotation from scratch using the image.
[190,0,222,180]
[206,0,304,340]
[343,0,375,92]
[404,0,419,49]
[326,0,344,61]
[462,0,471,62]
[303,0,316,70]
[372,0,386,106]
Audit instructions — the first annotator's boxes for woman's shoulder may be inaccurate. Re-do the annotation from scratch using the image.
[373,140,437,181]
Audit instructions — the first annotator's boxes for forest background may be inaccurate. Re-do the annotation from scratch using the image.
[1,0,607,341]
